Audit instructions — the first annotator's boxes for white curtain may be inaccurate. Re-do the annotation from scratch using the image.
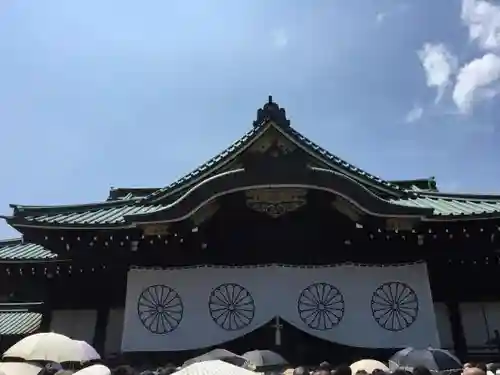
[121,263,439,352]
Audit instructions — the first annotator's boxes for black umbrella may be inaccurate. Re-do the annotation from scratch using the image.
[389,347,462,372]
[183,349,249,368]
[242,350,288,370]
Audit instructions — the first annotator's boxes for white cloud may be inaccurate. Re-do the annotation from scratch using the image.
[375,4,410,25]
[461,0,500,51]
[417,43,457,102]
[452,53,500,113]
[405,105,423,123]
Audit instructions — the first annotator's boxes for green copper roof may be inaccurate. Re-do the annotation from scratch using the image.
[4,99,500,227]
[4,191,500,228]
[0,302,43,335]
[0,303,43,335]
[391,194,500,217]
[0,239,57,261]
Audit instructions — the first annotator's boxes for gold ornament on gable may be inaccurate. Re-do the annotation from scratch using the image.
[245,188,307,218]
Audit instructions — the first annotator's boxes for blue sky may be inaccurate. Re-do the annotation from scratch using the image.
[1,0,500,238]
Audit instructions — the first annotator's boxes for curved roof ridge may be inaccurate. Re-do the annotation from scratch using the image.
[415,191,500,201]
[143,126,261,202]
[9,198,141,216]
[283,125,406,195]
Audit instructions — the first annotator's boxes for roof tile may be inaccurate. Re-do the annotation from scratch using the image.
[0,310,42,335]
[0,239,57,260]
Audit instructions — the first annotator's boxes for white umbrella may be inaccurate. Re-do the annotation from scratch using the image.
[0,362,43,375]
[3,332,74,362]
[176,360,257,375]
[350,359,389,374]
[57,340,101,362]
[3,332,100,363]
[74,364,111,375]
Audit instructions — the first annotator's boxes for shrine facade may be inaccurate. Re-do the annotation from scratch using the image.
[2,98,500,363]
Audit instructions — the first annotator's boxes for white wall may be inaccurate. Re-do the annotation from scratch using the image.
[434,303,454,349]
[105,309,124,355]
[460,302,500,347]
[50,310,97,344]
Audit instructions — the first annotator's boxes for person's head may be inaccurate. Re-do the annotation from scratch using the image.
[355,370,367,375]
[464,364,475,370]
[334,365,352,375]
[463,367,487,375]
[39,363,64,375]
[476,363,488,373]
[112,365,137,375]
[320,363,332,371]
[392,369,411,375]
[294,367,308,375]
[413,366,432,375]
[372,369,387,375]
[157,367,176,375]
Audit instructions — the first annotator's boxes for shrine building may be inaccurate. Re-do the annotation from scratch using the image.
[2,98,500,364]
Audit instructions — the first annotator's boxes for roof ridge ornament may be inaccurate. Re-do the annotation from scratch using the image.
[253,96,290,128]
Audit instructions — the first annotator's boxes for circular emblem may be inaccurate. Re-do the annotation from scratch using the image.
[297,283,345,331]
[371,281,419,331]
[137,285,183,334]
[208,283,255,331]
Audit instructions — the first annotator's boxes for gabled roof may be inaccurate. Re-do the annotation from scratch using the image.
[143,99,408,202]
[3,98,500,228]
[0,238,57,261]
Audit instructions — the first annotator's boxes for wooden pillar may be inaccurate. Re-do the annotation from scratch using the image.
[446,300,467,360]
[40,277,54,332]
[92,305,110,355]
[93,274,111,355]
[40,304,53,332]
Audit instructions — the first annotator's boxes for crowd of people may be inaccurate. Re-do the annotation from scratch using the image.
[25,359,496,375]
[0,333,496,375]
[38,360,496,375]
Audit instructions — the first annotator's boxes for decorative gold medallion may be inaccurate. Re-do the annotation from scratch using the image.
[245,188,307,218]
